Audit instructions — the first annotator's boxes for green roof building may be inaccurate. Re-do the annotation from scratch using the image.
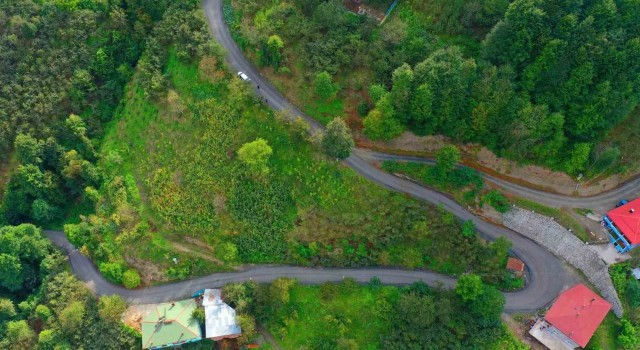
[142,299,202,349]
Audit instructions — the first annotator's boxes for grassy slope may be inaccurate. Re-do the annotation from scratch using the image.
[96,49,503,280]
[262,281,528,350]
[585,313,620,350]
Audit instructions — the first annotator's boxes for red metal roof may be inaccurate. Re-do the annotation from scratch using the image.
[544,284,611,348]
[607,198,640,245]
[506,257,525,272]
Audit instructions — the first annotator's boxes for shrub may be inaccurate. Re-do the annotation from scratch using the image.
[35,304,52,323]
[238,138,273,176]
[626,279,640,308]
[122,269,141,289]
[99,262,124,284]
[483,190,510,213]
[314,71,338,100]
[363,109,404,141]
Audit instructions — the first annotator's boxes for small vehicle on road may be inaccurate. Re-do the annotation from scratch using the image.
[616,199,629,207]
[237,71,250,82]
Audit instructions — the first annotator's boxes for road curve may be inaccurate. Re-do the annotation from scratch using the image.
[46,229,569,312]
[41,0,565,313]
[46,230,460,303]
[31,2,574,314]
[360,150,640,212]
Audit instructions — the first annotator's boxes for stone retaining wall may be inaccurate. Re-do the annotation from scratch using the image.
[504,208,623,317]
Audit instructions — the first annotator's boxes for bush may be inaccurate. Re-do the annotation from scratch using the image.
[363,109,404,141]
[483,190,510,213]
[626,279,640,308]
[122,269,141,289]
[99,262,124,284]
[238,138,273,176]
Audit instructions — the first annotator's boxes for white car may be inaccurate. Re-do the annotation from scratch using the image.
[237,71,250,82]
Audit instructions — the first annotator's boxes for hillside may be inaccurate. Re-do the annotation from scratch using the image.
[228,0,640,178]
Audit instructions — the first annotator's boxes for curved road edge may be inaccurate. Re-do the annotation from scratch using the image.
[202,0,578,312]
[46,229,562,313]
[359,150,639,211]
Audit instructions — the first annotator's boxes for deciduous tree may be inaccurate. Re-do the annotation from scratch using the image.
[238,138,273,177]
[321,118,354,159]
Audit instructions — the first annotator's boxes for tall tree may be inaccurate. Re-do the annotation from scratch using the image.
[321,118,354,159]
[390,63,414,123]
[435,145,461,179]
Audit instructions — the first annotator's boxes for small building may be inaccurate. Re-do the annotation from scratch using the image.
[529,284,611,350]
[142,299,202,349]
[506,257,525,277]
[202,289,242,340]
[603,198,640,253]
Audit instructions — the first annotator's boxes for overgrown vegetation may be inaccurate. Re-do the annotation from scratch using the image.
[381,146,514,215]
[223,277,528,350]
[0,0,176,226]
[230,0,640,177]
[0,225,139,350]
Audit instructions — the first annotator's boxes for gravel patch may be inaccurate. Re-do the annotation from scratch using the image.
[504,208,623,317]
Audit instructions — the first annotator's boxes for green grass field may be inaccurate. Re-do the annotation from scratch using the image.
[267,282,397,349]
[87,47,513,283]
[258,280,528,350]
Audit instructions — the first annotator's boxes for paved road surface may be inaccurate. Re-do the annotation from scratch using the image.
[46,230,575,312]
[38,0,580,315]
[360,150,640,213]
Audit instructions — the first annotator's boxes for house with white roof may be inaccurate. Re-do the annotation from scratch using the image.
[202,289,242,340]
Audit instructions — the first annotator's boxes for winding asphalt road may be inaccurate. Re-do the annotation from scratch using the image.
[39,0,583,315]
[360,150,640,212]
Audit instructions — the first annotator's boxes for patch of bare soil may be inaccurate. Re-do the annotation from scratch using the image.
[360,131,632,196]
[171,242,224,265]
[184,236,213,251]
[501,314,546,350]
[124,254,168,285]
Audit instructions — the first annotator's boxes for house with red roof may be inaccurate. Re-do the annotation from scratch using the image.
[529,284,611,350]
[603,198,640,253]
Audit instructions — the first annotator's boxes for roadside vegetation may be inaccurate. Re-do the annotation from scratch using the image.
[228,0,640,179]
[381,149,593,243]
[223,277,528,350]
[381,145,510,214]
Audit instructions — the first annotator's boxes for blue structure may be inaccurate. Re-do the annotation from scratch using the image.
[603,198,640,253]
[603,215,635,253]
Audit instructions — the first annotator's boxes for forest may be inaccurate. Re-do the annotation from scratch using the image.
[0,225,140,350]
[0,0,177,226]
[228,0,640,176]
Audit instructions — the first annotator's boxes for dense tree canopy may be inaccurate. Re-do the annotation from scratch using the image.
[0,0,175,224]
[232,0,640,176]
